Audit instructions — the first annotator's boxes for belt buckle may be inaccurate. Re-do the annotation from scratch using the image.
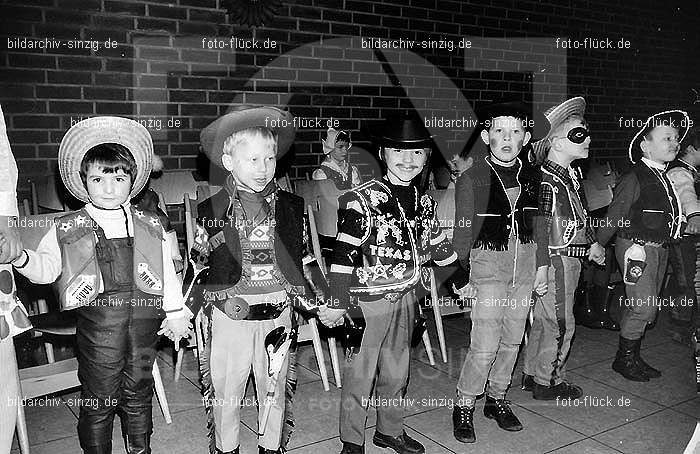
[224,297,250,320]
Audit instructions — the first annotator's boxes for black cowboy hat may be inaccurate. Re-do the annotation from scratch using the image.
[368,112,435,149]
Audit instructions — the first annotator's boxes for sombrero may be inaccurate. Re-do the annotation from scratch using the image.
[628,110,690,163]
[532,97,586,164]
[200,105,296,168]
[58,116,153,203]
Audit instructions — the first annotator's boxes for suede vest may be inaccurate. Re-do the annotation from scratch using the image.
[622,162,683,243]
[468,156,539,250]
[341,179,435,297]
[319,162,353,190]
[541,167,589,249]
[55,207,164,310]
[198,189,306,301]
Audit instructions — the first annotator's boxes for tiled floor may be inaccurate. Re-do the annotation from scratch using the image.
[10,310,699,454]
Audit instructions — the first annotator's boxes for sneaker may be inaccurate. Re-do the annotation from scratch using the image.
[483,396,523,431]
[372,431,424,454]
[532,382,583,400]
[452,404,476,443]
[521,373,535,392]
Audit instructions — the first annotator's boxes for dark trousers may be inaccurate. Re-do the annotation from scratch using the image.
[76,291,160,449]
[668,239,700,329]
[616,238,669,340]
[339,294,415,445]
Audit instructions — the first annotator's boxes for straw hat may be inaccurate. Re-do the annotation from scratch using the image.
[58,116,153,203]
[531,97,586,164]
[628,110,690,163]
[200,105,296,168]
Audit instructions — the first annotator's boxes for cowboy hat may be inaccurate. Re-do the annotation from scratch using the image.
[58,116,153,203]
[369,113,434,151]
[531,97,586,163]
[628,110,690,163]
[200,105,296,168]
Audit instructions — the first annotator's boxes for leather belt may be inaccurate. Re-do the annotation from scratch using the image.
[212,297,285,321]
[550,244,589,258]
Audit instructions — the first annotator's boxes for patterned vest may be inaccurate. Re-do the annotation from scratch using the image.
[55,206,164,310]
[341,180,436,297]
[541,167,589,249]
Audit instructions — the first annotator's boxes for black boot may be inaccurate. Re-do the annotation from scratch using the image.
[483,396,522,431]
[532,382,583,400]
[340,441,364,454]
[612,337,649,382]
[372,431,424,454]
[82,444,112,454]
[124,433,150,454]
[595,284,620,331]
[521,373,534,392]
[215,447,239,454]
[633,340,661,379]
[452,405,475,443]
[574,285,604,329]
[258,446,281,454]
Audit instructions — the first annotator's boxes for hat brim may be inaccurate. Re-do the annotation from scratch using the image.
[628,110,690,163]
[531,97,587,163]
[58,116,153,203]
[200,106,296,168]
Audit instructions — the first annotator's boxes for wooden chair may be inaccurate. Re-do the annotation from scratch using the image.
[182,190,338,390]
[14,213,172,454]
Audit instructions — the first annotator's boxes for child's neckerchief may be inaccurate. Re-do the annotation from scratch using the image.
[224,175,276,236]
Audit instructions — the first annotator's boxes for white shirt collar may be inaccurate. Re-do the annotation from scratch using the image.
[641,157,666,171]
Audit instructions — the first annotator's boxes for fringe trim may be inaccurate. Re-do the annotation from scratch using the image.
[281,340,298,449]
[473,236,535,251]
[199,311,217,454]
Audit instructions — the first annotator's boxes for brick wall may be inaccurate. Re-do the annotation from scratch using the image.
[1,0,698,205]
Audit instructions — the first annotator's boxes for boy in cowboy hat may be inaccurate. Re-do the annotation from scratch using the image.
[196,106,307,454]
[0,103,32,453]
[593,110,688,381]
[12,116,191,454]
[521,97,604,401]
[318,113,468,454]
[451,100,542,443]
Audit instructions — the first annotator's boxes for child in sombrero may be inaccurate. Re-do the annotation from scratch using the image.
[12,116,191,454]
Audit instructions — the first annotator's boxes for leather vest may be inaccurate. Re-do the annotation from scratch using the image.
[55,206,164,310]
[541,167,589,249]
[198,189,306,301]
[341,180,435,297]
[468,156,539,250]
[622,162,683,243]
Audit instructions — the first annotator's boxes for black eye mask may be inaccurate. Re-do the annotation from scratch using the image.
[566,127,590,144]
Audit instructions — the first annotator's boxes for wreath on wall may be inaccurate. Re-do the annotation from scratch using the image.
[222,0,283,27]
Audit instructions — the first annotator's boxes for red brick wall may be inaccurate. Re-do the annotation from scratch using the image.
[1,0,698,202]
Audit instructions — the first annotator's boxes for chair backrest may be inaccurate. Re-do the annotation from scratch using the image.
[30,174,69,213]
[426,188,456,240]
[294,179,342,237]
[149,170,199,205]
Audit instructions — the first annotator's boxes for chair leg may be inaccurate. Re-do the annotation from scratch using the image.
[422,330,435,366]
[16,400,29,454]
[174,348,184,382]
[151,362,172,424]
[327,337,342,388]
[430,270,448,363]
[308,318,330,391]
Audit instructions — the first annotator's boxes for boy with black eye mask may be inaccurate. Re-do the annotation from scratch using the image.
[521,97,603,401]
[452,101,542,443]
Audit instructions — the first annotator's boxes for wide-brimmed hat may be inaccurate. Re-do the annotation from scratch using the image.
[200,105,296,168]
[628,110,690,163]
[322,128,352,155]
[531,97,586,163]
[369,113,434,150]
[58,116,153,203]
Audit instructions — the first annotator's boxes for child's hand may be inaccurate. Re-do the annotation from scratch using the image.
[157,317,193,349]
